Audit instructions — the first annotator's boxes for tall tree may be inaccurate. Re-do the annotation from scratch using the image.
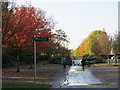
[2,3,56,71]
[48,29,70,56]
[73,30,111,62]
[112,31,120,55]
[73,48,80,58]
[91,31,111,64]
[75,30,102,57]
[55,29,69,47]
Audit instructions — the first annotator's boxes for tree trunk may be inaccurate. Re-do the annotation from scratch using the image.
[30,57,33,69]
[43,52,46,65]
[108,59,110,64]
[43,56,46,65]
[114,59,119,66]
[16,55,20,72]
[107,56,110,64]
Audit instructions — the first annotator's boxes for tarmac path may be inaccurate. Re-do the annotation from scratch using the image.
[2,63,119,89]
[53,65,119,88]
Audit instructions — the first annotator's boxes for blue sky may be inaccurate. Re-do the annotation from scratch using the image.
[16,0,118,50]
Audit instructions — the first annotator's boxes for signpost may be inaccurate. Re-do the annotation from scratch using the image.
[33,37,48,84]
[33,37,49,41]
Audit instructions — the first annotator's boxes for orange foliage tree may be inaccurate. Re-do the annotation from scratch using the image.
[73,30,109,58]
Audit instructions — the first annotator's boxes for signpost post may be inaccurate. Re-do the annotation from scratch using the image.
[34,40,36,84]
[33,37,48,84]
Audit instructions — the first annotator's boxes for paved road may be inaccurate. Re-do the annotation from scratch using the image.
[2,63,119,89]
[89,64,118,85]
[53,66,118,88]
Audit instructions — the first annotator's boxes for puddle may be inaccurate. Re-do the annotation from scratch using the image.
[61,66,105,87]
[58,65,118,88]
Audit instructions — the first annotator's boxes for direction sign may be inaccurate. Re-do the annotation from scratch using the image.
[33,37,48,84]
[33,37,49,41]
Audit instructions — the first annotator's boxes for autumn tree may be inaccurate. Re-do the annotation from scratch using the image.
[74,30,102,58]
[91,31,111,64]
[78,38,90,57]
[73,30,111,63]
[112,31,120,54]
[73,48,80,58]
[2,1,70,67]
[2,2,56,69]
[110,31,120,65]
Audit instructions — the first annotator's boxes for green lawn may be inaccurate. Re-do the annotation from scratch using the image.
[2,82,52,88]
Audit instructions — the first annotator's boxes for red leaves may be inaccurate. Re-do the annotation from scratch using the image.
[2,5,56,53]
[8,31,12,34]
[20,39,25,43]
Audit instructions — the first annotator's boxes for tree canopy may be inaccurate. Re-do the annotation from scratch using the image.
[73,30,111,58]
[2,1,70,68]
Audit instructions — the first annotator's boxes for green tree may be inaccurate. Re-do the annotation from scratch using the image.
[73,48,80,58]
[55,29,70,47]
[45,29,70,63]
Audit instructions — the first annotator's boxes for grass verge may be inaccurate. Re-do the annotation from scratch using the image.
[2,82,52,88]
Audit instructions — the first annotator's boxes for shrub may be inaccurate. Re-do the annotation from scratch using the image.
[94,58,103,63]
[2,54,16,68]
